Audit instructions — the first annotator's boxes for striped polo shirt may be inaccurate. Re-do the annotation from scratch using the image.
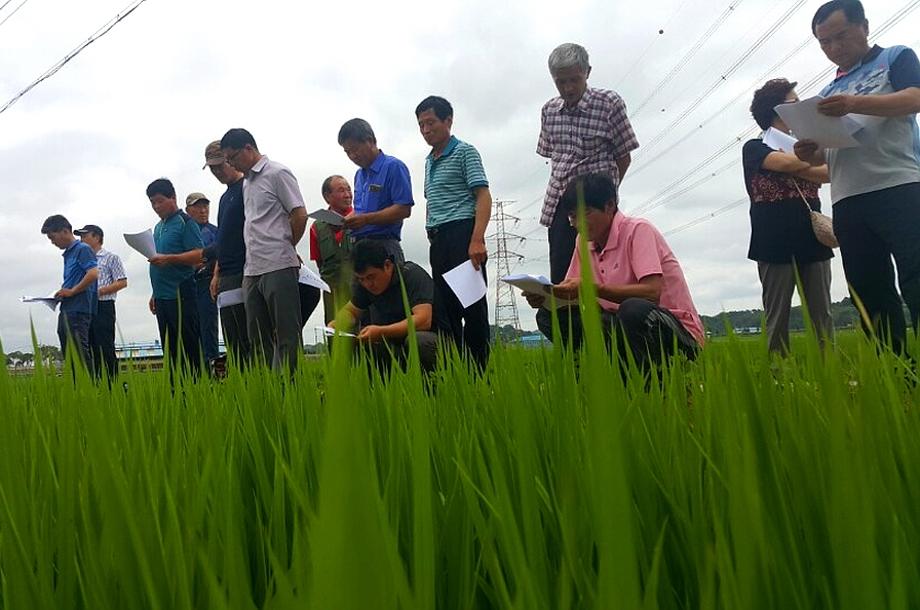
[95,248,127,302]
[423,136,489,229]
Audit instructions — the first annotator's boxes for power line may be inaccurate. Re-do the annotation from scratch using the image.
[632,0,807,164]
[0,0,149,116]
[663,198,747,237]
[0,0,32,29]
[630,0,920,178]
[631,0,746,117]
[614,0,694,91]
[630,158,741,216]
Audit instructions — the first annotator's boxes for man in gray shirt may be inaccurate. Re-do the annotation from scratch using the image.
[220,128,308,373]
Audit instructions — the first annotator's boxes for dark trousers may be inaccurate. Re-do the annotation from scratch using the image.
[362,331,439,374]
[58,310,93,373]
[89,300,118,378]
[299,284,321,330]
[833,182,920,353]
[195,276,220,362]
[217,273,251,364]
[548,207,578,284]
[536,298,699,369]
[428,218,490,369]
[155,278,201,373]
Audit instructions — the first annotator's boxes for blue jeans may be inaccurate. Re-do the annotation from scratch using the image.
[196,276,220,362]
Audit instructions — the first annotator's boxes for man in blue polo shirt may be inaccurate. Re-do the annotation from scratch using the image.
[41,214,99,372]
[416,96,493,368]
[338,118,414,263]
[146,178,204,373]
[795,0,920,353]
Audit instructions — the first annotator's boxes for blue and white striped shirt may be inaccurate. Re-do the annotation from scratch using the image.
[96,248,127,302]
[423,136,489,229]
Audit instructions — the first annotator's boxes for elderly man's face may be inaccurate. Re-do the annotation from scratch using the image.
[208,161,239,185]
[568,204,615,246]
[324,177,353,213]
[815,9,869,70]
[551,65,591,107]
[187,203,210,224]
[222,144,258,174]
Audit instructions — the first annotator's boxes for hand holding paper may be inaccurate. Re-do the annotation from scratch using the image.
[773,96,862,149]
[20,293,61,312]
[500,274,577,311]
[763,127,797,153]
[308,209,346,227]
[298,265,331,293]
[124,230,157,259]
[442,260,487,309]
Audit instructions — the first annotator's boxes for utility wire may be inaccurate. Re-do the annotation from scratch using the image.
[631,0,746,116]
[0,0,32,29]
[663,198,747,236]
[632,0,806,163]
[614,0,694,91]
[0,0,148,116]
[630,158,741,215]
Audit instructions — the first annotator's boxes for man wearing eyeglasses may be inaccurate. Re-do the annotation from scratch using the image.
[220,128,308,374]
[794,0,920,354]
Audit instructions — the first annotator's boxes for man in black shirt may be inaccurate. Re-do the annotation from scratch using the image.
[203,140,251,365]
[330,239,438,372]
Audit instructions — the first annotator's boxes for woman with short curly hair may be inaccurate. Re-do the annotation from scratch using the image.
[742,78,834,354]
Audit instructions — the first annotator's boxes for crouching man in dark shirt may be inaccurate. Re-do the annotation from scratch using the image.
[330,239,438,373]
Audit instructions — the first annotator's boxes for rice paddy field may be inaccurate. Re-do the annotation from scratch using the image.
[1,319,919,610]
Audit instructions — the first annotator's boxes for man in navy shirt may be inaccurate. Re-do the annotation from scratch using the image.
[41,214,99,372]
[338,118,414,264]
[146,178,204,373]
[795,0,920,353]
[203,140,250,363]
[185,191,220,363]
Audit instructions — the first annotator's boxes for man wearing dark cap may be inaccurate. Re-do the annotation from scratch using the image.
[203,139,251,364]
[186,192,220,363]
[41,215,99,372]
[75,224,128,378]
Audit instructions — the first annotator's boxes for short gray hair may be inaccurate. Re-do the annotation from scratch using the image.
[548,43,590,73]
[337,118,377,145]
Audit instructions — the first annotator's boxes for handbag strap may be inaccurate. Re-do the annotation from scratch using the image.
[791,177,813,213]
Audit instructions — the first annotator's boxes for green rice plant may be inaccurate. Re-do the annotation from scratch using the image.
[1,313,919,609]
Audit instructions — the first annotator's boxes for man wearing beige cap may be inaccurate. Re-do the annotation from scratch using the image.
[203,140,250,364]
[185,191,220,363]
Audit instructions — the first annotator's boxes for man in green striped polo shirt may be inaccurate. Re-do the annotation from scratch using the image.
[416,96,493,369]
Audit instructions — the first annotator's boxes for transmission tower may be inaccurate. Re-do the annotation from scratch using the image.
[488,199,525,337]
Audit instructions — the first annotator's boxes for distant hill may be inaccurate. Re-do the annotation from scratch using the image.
[701,297,862,337]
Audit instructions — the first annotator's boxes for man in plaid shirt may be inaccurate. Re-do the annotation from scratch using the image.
[537,42,640,283]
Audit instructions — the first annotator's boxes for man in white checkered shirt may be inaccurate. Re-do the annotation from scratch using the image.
[537,43,640,283]
[75,224,128,379]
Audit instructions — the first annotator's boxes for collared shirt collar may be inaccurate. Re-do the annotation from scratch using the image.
[554,87,597,114]
[249,155,269,176]
[97,247,108,257]
[596,211,626,254]
[835,45,882,79]
[62,239,80,256]
[428,135,459,161]
[366,150,386,175]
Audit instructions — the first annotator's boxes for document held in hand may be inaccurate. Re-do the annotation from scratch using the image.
[124,229,157,259]
[773,96,862,149]
[298,265,331,293]
[308,209,346,227]
[762,127,798,153]
[500,274,577,310]
[20,294,60,312]
[442,260,487,309]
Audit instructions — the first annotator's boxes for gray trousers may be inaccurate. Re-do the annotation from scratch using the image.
[242,267,302,373]
[758,260,833,354]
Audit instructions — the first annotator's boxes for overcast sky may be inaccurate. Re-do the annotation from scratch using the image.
[2,0,918,351]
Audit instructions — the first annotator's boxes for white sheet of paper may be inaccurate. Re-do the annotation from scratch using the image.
[323,326,356,338]
[763,127,798,153]
[500,274,577,311]
[216,288,244,309]
[308,209,346,227]
[298,265,331,293]
[773,96,862,149]
[124,229,157,259]
[442,260,487,309]
[20,295,60,311]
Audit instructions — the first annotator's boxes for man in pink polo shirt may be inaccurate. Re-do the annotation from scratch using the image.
[525,173,704,368]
